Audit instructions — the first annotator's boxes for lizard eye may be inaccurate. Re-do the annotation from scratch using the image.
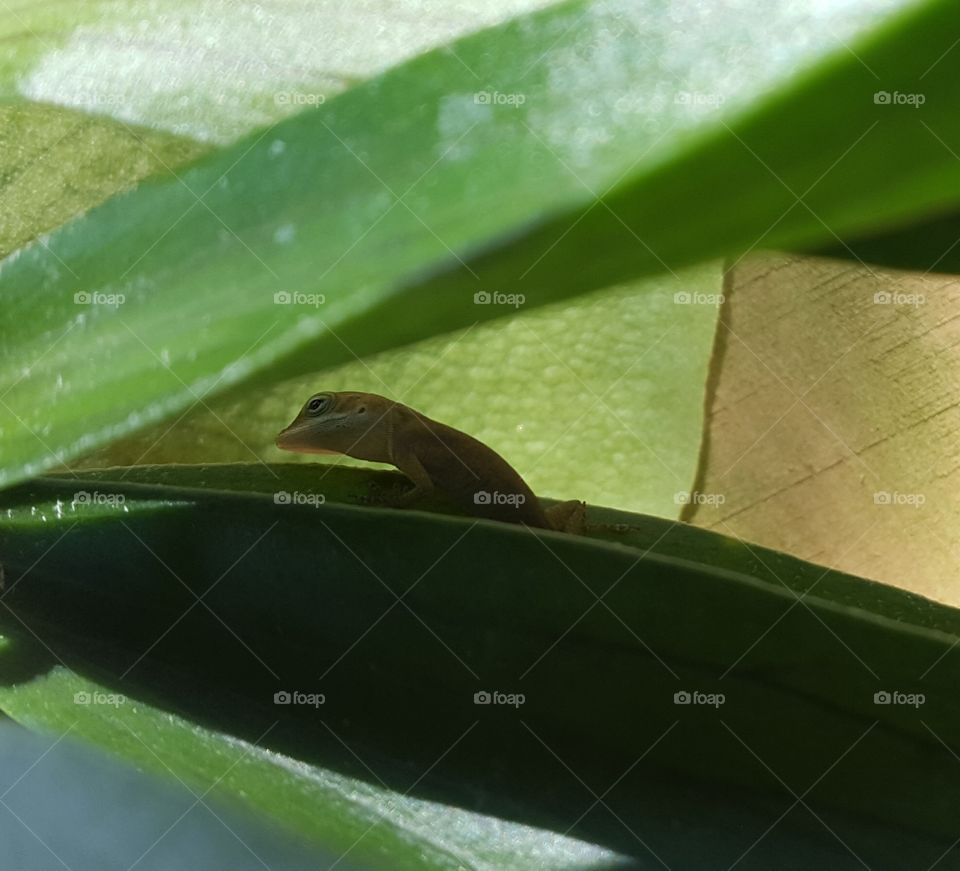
[306,395,329,415]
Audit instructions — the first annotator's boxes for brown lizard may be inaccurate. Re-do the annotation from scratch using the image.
[276,391,584,531]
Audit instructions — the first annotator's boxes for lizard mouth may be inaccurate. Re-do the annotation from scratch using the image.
[275,422,339,454]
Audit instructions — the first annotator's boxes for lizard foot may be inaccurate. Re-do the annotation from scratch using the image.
[545,500,587,534]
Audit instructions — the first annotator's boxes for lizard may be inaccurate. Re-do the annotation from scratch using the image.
[276,391,584,532]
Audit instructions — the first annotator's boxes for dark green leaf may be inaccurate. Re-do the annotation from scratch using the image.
[1,464,958,867]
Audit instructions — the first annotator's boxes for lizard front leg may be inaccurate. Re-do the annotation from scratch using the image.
[386,449,435,507]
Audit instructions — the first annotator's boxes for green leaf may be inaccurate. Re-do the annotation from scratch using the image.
[0,1,552,256]
[0,719,362,870]
[0,668,625,871]
[814,210,960,274]
[0,0,558,144]
[0,103,208,259]
[1,465,959,867]
[3,0,958,491]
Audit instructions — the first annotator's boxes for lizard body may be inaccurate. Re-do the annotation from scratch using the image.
[276,391,582,531]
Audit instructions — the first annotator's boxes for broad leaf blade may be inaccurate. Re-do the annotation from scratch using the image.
[815,210,960,273]
[0,719,363,871]
[3,0,955,490]
[0,673,618,870]
[1,465,959,867]
[1,0,556,144]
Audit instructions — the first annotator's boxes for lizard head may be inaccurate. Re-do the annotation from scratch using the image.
[276,391,379,456]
